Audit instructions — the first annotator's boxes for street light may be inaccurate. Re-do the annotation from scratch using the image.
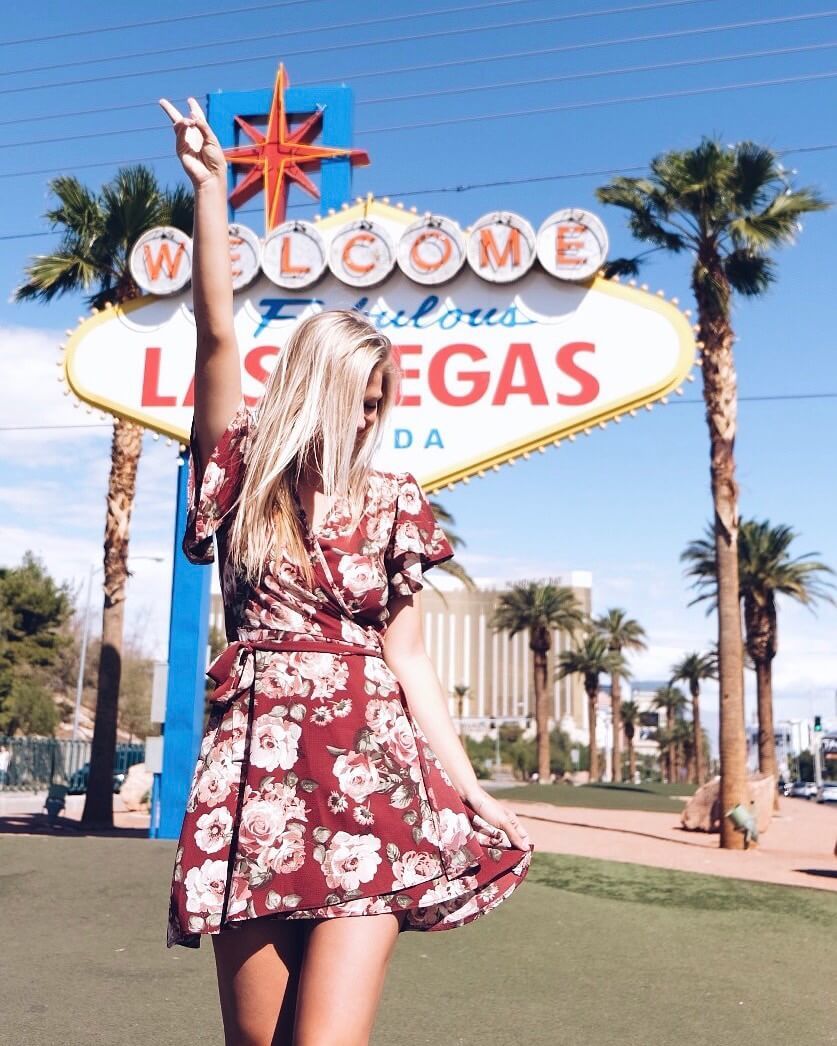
[72,555,165,740]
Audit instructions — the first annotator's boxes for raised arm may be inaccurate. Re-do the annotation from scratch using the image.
[159,96,242,469]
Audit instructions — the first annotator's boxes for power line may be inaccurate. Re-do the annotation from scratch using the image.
[0,0,329,47]
[3,142,835,240]
[5,39,835,153]
[0,8,828,129]
[0,0,711,78]
[1,7,833,97]
[2,67,835,182]
[2,391,835,432]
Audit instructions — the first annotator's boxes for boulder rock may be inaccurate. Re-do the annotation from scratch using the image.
[119,762,153,812]
[681,773,776,835]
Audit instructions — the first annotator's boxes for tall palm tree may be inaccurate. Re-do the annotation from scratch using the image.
[620,700,640,783]
[653,685,688,782]
[597,139,828,848]
[491,582,586,783]
[670,650,717,785]
[14,166,193,828]
[654,726,675,784]
[557,631,628,782]
[592,608,647,782]
[683,521,834,786]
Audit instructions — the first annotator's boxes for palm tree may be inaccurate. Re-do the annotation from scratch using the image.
[453,684,469,734]
[556,631,628,782]
[14,166,194,828]
[672,718,696,785]
[670,651,717,785]
[596,138,828,848]
[683,522,834,786]
[620,700,640,783]
[426,496,478,592]
[491,582,586,783]
[654,726,675,784]
[591,608,647,782]
[653,685,688,782]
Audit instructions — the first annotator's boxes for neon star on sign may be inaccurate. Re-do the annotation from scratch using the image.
[223,64,370,230]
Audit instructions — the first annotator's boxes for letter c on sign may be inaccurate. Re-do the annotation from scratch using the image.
[342,233,376,275]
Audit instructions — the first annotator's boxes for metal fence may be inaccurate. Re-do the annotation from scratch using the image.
[0,737,145,792]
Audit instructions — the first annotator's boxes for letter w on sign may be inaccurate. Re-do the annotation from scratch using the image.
[143,241,186,282]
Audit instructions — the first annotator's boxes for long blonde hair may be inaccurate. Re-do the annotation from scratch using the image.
[228,308,398,588]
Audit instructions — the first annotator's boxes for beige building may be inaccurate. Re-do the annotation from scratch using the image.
[210,572,593,739]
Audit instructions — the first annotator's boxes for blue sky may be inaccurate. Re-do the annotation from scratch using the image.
[1,0,835,739]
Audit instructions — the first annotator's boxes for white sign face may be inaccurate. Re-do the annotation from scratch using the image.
[262,220,327,289]
[466,212,536,284]
[129,227,192,295]
[328,219,396,288]
[537,208,609,282]
[397,216,466,285]
[227,223,262,291]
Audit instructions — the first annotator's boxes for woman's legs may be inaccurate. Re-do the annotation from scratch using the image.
[292,911,406,1046]
[212,917,310,1046]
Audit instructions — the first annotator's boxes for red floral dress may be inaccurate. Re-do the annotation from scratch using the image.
[167,398,533,948]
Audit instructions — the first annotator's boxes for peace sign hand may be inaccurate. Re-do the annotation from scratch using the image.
[159,96,226,188]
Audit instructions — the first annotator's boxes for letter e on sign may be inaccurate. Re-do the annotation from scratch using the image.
[262,220,327,289]
[397,215,466,285]
[329,220,396,288]
[227,223,262,291]
[466,212,536,284]
[536,209,609,282]
[129,227,192,295]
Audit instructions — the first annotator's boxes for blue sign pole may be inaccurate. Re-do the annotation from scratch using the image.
[150,78,358,839]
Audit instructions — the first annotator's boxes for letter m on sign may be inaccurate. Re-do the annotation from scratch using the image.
[143,240,186,282]
[479,227,520,271]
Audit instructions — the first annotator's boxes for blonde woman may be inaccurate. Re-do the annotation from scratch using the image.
[160,96,533,1046]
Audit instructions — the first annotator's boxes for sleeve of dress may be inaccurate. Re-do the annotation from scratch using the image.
[182,397,254,565]
[384,470,455,597]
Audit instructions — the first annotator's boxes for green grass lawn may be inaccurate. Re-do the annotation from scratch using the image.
[491,780,693,812]
[2,835,834,1046]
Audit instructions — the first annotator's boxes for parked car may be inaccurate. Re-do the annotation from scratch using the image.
[816,781,837,804]
[788,779,818,799]
[67,763,126,795]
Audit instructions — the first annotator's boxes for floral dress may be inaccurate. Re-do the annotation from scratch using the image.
[167,398,533,948]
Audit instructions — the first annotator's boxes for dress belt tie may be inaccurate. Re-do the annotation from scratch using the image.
[205,637,384,705]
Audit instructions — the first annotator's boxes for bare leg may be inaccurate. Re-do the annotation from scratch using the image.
[292,911,406,1046]
[212,917,310,1046]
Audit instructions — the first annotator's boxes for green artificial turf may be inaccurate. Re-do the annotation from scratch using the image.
[1,836,834,1046]
[491,780,691,812]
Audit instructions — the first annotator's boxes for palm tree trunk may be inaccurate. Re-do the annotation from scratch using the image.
[81,416,143,827]
[692,684,704,785]
[693,257,748,850]
[755,659,778,783]
[628,738,636,782]
[533,648,550,783]
[611,672,622,783]
[587,687,599,782]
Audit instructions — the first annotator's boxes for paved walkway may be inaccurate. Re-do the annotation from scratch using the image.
[0,791,150,835]
[512,794,837,891]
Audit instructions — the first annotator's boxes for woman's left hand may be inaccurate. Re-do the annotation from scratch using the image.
[462,786,531,851]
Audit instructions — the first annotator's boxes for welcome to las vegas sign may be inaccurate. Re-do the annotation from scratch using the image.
[61,197,696,491]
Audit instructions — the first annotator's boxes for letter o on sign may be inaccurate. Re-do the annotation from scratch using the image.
[262,221,327,289]
[397,216,466,285]
[466,212,536,284]
[536,208,609,282]
[329,220,395,287]
[129,227,192,295]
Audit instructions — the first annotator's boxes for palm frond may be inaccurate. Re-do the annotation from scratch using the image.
[723,250,775,297]
[13,252,100,302]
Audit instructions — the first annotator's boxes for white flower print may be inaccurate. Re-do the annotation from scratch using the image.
[321,831,382,891]
[184,859,229,915]
[226,872,252,918]
[338,553,381,598]
[327,790,348,813]
[194,806,233,854]
[436,808,473,851]
[250,714,302,772]
[311,705,333,726]
[387,715,419,768]
[364,658,400,697]
[195,760,237,808]
[333,698,352,718]
[291,650,349,699]
[332,751,381,803]
[238,798,288,855]
[365,698,400,738]
[259,823,306,875]
[391,850,442,890]
[353,805,374,826]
